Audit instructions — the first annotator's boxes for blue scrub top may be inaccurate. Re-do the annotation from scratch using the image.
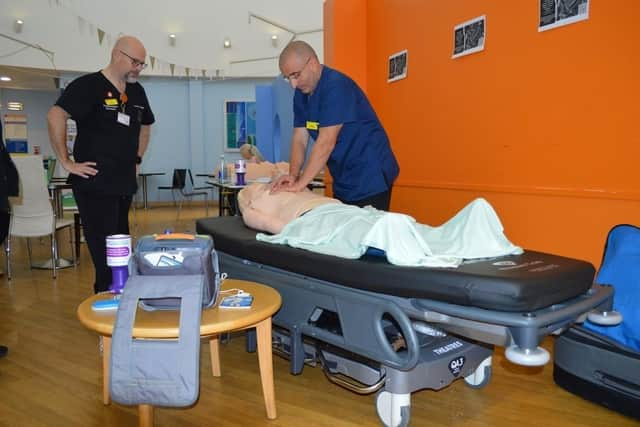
[293,66,399,202]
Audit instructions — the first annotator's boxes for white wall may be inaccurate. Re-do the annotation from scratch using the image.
[0,0,323,78]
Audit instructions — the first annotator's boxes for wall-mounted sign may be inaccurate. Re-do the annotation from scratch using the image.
[388,50,408,83]
[539,0,589,32]
[452,15,486,59]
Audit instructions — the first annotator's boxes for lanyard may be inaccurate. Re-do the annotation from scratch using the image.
[120,92,128,113]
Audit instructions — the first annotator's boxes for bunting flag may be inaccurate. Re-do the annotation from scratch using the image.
[49,0,231,80]
[97,28,105,45]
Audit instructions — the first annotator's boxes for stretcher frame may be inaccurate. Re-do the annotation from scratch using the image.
[218,250,618,427]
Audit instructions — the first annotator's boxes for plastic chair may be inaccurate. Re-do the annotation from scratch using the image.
[158,169,209,218]
[6,155,76,279]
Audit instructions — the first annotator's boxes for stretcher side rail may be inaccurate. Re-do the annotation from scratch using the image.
[221,251,618,368]
[400,283,615,349]
[226,254,421,371]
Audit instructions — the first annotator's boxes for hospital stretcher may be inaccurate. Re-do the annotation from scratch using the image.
[196,216,621,427]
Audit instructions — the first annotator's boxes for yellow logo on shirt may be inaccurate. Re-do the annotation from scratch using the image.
[306,121,319,130]
[104,98,118,106]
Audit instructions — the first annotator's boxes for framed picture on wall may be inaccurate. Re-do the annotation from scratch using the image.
[388,50,408,83]
[224,100,257,152]
[539,0,589,32]
[452,15,486,59]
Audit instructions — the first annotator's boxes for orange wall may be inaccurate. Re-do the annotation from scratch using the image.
[324,0,640,267]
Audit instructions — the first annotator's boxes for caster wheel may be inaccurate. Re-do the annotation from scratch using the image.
[505,345,550,366]
[375,390,411,427]
[464,356,492,388]
[587,310,622,326]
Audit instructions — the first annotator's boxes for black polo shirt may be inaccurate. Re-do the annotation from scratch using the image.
[55,71,155,195]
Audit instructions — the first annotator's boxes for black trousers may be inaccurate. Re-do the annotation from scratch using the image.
[73,189,132,293]
[340,188,393,211]
[0,210,9,245]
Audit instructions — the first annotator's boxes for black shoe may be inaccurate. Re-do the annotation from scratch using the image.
[0,345,7,357]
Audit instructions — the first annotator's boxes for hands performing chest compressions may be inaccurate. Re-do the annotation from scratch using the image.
[271,41,399,211]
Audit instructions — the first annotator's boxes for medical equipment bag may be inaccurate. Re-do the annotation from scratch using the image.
[110,274,203,406]
[133,234,221,310]
[553,224,640,420]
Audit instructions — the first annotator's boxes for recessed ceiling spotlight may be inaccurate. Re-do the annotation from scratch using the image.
[0,76,12,82]
[223,38,231,49]
[168,33,176,46]
[14,19,23,33]
[271,34,279,47]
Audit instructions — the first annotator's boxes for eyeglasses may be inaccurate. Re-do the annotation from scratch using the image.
[283,57,311,82]
[119,50,148,69]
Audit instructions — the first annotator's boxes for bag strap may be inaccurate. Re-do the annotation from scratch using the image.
[110,275,204,406]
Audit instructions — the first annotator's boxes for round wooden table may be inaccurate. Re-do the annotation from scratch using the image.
[78,279,281,426]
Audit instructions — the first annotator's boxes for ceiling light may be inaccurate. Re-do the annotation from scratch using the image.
[168,33,176,47]
[0,76,11,82]
[8,102,23,111]
[223,38,231,49]
[14,19,23,33]
[271,34,278,47]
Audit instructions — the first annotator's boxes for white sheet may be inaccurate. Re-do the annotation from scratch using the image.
[256,198,523,268]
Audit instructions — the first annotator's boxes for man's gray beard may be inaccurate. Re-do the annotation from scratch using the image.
[126,74,138,84]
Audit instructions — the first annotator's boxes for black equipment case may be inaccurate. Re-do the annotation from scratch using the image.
[554,325,640,420]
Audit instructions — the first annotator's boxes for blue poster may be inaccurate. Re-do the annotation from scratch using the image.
[225,101,257,151]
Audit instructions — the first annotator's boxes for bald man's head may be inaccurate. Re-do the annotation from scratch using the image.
[110,35,147,84]
[278,41,317,70]
[278,41,322,94]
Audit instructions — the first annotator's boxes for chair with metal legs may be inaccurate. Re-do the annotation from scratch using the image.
[6,155,76,279]
[158,169,209,218]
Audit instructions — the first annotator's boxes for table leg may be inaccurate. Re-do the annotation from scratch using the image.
[139,404,154,427]
[218,187,223,216]
[102,336,111,405]
[141,176,149,209]
[210,335,221,377]
[231,191,239,216]
[256,318,277,419]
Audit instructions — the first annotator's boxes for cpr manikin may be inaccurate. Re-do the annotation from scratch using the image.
[238,183,340,234]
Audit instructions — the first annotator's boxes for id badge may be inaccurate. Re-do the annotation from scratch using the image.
[117,112,130,126]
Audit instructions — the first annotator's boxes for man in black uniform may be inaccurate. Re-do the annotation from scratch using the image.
[47,35,155,293]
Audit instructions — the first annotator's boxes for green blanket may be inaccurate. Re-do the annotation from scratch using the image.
[257,198,522,268]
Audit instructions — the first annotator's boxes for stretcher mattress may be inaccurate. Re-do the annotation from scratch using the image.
[196,216,595,312]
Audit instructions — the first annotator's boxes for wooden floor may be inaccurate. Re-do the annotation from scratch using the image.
[0,204,636,427]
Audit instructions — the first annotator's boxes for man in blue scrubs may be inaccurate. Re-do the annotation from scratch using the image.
[271,41,399,211]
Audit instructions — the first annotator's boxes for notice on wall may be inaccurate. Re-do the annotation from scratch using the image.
[539,0,589,32]
[388,50,408,83]
[452,15,486,59]
[3,114,27,139]
[3,114,28,153]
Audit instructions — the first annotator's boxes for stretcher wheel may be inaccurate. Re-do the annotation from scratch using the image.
[587,310,622,326]
[464,356,492,388]
[375,390,411,427]
[505,345,550,366]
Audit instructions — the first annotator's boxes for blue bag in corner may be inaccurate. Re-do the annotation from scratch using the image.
[584,224,640,351]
